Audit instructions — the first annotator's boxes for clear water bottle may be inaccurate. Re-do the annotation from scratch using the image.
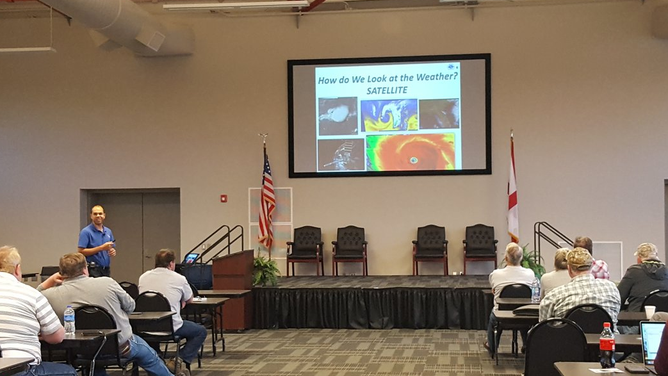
[530,278,540,303]
[599,322,615,368]
[64,305,76,335]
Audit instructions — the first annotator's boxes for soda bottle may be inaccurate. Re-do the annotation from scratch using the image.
[599,322,615,368]
[530,279,540,303]
[64,305,76,335]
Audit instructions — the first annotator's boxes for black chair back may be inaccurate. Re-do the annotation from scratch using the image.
[565,303,613,333]
[291,226,323,257]
[464,224,497,256]
[335,226,365,257]
[415,225,447,257]
[643,289,668,313]
[134,291,173,333]
[73,305,124,371]
[524,318,587,376]
[499,283,532,298]
[119,281,139,300]
[40,266,60,279]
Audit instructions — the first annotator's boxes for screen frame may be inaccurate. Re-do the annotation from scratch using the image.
[287,53,492,178]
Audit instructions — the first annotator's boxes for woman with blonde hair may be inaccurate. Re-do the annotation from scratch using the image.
[540,248,572,298]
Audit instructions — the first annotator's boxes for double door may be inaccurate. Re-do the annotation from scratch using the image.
[84,189,180,284]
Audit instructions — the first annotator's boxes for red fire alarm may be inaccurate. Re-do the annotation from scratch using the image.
[220,194,228,203]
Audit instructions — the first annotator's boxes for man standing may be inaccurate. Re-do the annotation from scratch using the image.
[0,246,77,376]
[618,243,668,312]
[484,242,535,357]
[78,205,116,277]
[539,247,621,326]
[574,236,609,279]
[139,249,207,370]
[38,253,182,376]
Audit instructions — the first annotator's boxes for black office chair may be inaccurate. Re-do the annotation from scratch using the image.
[462,224,498,275]
[73,305,130,375]
[412,225,448,276]
[642,289,668,313]
[332,225,368,276]
[565,303,613,333]
[497,283,532,356]
[286,226,324,277]
[134,291,184,373]
[524,318,587,376]
[119,281,139,300]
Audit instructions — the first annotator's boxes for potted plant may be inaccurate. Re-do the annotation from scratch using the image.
[521,244,545,279]
[253,255,280,287]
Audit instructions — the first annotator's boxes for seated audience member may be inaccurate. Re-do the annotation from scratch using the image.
[484,242,535,357]
[0,246,77,376]
[574,236,609,279]
[618,243,668,312]
[654,315,668,376]
[539,247,621,327]
[540,248,571,299]
[38,253,183,376]
[139,249,207,370]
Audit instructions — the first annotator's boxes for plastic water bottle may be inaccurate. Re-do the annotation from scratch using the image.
[64,305,76,335]
[599,322,615,368]
[530,279,540,303]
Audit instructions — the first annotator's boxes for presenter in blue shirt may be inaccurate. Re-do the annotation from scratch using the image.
[78,205,116,277]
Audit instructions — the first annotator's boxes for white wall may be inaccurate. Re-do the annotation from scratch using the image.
[1,1,668,277]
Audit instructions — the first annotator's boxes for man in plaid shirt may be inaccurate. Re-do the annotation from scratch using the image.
[539,247,620,326]
[574,236,609,279]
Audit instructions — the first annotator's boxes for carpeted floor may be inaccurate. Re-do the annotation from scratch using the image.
[112,329,525,376]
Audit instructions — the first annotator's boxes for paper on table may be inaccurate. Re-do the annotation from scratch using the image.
[588,370,622,374]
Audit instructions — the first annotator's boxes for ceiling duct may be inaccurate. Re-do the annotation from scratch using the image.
[39,0,194,56]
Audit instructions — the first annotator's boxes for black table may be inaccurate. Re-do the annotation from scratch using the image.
[0,358,32,376]
[185,297,229,355]
[555,361,638,375]
[196,289,251,298]
[42,329,121,376]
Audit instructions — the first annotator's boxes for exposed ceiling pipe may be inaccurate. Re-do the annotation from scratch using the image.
[39,0,194,56]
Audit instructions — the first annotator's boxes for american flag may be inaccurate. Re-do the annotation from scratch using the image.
[258,146,276,252]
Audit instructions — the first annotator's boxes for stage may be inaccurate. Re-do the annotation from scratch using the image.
[252,275,494,330]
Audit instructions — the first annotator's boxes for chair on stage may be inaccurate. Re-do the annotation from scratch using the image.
[332,225,368,276]
[462,224,498,275]
[134,291,184,373]
[497,283,532,356]
[643,289,668,313]
[565,303,613,333]
[524,318,587,376]
[286,226,324,277]
[119,281,139,300]
[73,304,130,375]
[412,225,448,275]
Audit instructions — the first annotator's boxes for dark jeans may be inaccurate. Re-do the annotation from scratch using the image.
[88,265,110,278]
[15,362,77,376]
[174,320,207,364]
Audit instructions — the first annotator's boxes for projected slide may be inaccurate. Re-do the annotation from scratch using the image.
[289,54,491,178]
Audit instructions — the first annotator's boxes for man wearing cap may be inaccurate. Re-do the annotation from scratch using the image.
[574,236,609,280]
[539,247,621,325]
[618,243,668,312]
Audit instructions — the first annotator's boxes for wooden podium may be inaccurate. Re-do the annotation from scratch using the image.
[212,249,254,330]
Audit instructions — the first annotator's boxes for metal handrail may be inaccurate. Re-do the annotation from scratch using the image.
[185,224,245,265]
[533,221,573,260]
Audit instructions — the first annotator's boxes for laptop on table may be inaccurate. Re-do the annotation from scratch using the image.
[182,252,199,264]
[626,321,666,374]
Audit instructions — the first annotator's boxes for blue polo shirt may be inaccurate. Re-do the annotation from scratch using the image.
[78,223,114,267]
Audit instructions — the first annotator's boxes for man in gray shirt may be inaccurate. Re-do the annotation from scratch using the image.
[39,253,182,376]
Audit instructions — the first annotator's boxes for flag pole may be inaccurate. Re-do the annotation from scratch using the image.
[508,129,519,244]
